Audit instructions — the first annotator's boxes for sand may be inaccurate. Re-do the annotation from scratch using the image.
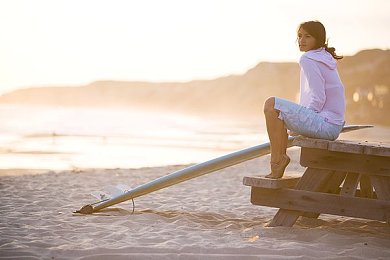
[1,148,389,260]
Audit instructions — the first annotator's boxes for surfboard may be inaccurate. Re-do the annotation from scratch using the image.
[75,125,373,214]
[90,184,131,201]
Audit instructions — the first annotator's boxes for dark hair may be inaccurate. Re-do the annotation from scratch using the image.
[298,21,343,60]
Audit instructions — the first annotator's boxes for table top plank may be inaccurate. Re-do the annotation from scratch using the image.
[300,148,390,176]
[293,137,390,157]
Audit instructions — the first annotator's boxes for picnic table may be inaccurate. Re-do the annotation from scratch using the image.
[243,137,390,227]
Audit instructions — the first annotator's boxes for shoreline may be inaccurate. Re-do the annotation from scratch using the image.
[0,125,388,174]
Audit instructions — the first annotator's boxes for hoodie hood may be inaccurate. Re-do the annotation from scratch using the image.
[303,48,336,69]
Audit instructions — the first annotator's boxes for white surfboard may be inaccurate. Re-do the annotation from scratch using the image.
[75,125,373,214]
[90,184,131,201]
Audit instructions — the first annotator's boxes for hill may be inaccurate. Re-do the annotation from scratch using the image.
[1,49,389,125]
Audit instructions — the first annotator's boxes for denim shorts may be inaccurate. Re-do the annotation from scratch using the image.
[274,97,343,140]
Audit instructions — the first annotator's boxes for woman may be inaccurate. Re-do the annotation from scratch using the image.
[263,21,345,179]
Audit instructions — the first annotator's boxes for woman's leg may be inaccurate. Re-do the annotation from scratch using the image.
[263,97,290,178]
[274,98,343,141]
[263,97,285,163]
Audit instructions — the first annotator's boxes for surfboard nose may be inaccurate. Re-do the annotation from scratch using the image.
[74,204,94,214]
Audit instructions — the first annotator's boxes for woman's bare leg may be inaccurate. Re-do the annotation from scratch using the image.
[263,97,290,178]
[280,126,288,155]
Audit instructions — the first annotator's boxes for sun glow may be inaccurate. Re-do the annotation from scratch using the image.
[0,0,389,94]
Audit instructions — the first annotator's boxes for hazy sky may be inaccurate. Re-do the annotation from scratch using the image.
[1,0,389,94]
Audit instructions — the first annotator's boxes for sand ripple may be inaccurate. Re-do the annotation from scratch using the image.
[1,152,390,259]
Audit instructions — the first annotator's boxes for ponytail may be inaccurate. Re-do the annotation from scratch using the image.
[324,42,343,60]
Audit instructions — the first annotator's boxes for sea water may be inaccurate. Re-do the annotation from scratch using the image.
[0,104,266,170]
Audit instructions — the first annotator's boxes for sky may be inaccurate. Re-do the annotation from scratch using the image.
[0,0,389,94]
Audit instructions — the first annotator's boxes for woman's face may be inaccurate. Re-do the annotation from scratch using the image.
[297,28,316,52]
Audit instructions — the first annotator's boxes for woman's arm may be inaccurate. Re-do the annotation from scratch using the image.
[300,56,326,112]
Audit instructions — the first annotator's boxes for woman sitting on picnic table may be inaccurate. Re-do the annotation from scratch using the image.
[264,21,346,179]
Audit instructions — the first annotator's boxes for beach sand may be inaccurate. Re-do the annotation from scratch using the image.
[1,148,389,259]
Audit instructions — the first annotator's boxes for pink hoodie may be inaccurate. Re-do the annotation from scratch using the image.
[299,48,346,125]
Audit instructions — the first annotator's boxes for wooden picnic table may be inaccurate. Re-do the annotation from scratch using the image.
[243,137,390,227]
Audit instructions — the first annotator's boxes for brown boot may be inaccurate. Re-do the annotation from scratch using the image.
[265,154,291,179]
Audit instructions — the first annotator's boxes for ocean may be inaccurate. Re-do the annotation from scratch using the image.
[0,104,266,170]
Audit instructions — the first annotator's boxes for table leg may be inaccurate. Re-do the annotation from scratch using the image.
[367,176,390,224]
[268,167,333,227]
[321,171,347,194]
[303,171,347,218]
[370,176,390,200]
[340,172,361,197]
[360,175,374,198]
